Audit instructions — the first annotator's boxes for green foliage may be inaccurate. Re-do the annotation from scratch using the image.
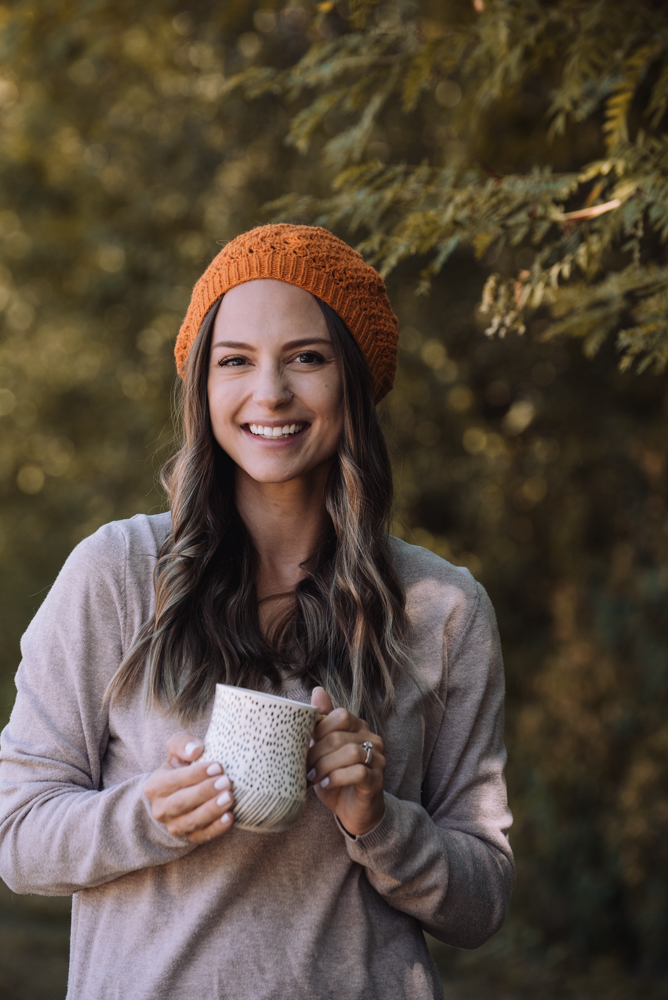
[251,0,668,373]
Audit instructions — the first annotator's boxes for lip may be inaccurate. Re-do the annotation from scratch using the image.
[241,422,310,444]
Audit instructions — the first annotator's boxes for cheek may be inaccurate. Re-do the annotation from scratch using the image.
[316,388,344,455]
[207,384,236,437]
[312,371,343,423]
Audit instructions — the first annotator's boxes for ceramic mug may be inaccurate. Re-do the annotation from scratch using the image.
[202,683,320,833]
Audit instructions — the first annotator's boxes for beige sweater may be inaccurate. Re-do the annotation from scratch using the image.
[0,514,513,1000]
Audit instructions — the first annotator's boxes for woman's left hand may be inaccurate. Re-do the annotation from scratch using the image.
[306,687,386,837]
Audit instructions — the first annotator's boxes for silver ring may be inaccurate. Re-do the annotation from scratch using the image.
[362,741,373,766]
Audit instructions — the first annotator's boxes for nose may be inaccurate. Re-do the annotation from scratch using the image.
[252,360,293,410]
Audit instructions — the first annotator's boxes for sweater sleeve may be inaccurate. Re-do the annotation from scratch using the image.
[342,582,514,948]
[0,523,194,896]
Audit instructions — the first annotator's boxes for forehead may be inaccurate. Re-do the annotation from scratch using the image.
[213,279,329,340]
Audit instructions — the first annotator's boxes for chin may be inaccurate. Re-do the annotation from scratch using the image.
[241,464,306,485]
[233,450,337,486]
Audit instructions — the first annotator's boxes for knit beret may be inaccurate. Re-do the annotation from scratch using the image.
[175,223,398,401]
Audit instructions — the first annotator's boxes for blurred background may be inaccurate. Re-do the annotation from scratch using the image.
[1,1,667,997]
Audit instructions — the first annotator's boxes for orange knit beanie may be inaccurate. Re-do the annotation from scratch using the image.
[175,223,398,401]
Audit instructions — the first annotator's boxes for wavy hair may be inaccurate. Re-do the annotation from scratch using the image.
[108,296,411,734]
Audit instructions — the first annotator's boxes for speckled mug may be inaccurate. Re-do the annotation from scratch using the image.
[202,684,320,833]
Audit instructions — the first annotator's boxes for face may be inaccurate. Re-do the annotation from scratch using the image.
[207,279,344,485]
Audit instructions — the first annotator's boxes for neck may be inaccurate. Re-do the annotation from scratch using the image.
[234,463,332,600]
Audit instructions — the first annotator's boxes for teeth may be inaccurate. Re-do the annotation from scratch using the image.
[248,423,304,439]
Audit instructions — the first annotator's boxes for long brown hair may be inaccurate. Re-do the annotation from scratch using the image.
[108,295,411,734]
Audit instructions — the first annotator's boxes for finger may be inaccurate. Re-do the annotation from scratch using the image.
[145,760,226,801]
[307,729,383,770]
[157,774,233,823]
[317,763,382,792]
[165,788,236,838]
[310,686,334,715]
[166,732,205,767]
[307,742,385,786]
[313,708,365,744]
[185,810,235,845]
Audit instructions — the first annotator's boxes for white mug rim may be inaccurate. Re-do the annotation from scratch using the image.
[213,682,318,713]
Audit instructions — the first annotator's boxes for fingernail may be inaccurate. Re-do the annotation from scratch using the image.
[307,768,316,782]
[221,812,232,825]
[309,738,315,748]
[214,776,230,791]
[217,791,232,807]
[320,777,330,789]
[206,763,222,776]
[184,741,200,758]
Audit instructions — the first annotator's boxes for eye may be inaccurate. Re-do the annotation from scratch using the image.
[295,351,325,364]
[217,355,247,367]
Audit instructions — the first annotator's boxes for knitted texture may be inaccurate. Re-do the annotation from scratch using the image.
[175,224,399,401]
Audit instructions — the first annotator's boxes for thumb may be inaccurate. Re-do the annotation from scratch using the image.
[165,732,203,769]
[311,686,334,715]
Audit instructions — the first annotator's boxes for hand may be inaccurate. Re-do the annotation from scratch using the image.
[144,732,235,844]
[306,687,386,837]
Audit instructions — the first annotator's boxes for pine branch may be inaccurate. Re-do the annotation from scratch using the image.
[257,0,668,373]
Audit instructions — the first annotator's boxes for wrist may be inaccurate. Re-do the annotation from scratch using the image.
[340,794,386,838]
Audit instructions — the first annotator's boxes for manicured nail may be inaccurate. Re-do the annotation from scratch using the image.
[184,741,200,758]
[320,777,330,789]
[217,791,232,807]
[307,768,316,782]
[214,776,230,791]
[206,763,222,776]
[221,812,232,825]
[309,738,315,748]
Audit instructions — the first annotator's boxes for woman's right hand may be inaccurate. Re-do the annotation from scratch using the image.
[144,732,235,844]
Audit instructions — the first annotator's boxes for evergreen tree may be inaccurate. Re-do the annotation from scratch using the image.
[232,0,668,372]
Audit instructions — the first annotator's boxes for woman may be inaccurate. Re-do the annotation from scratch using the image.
[0,224,513,1000]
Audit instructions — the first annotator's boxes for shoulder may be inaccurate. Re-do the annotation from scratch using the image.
[25,513,173,648]
[69,511,172,570]
[390,536,491,651]
[390,536,477,593]
[49,513,172,610]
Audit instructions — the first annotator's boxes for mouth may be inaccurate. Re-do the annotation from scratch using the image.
[246,422,308,440]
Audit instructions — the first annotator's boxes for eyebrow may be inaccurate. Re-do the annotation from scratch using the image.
[210,338,332,351]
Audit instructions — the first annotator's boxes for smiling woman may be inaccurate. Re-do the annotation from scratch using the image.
[208,279,344,486]
[0,224,513,1000]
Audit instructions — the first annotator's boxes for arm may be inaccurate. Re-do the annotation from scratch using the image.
[0,524,195,896]
[340,584,514,948]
